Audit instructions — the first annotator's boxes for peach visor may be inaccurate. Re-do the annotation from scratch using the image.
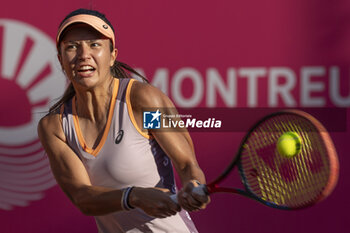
[56,14,115,48]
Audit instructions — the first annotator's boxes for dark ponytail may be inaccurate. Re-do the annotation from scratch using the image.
[49,8,148,114]
[110,60,148,82]
[49,83,75,113]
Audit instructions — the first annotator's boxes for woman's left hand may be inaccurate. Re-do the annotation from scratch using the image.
[177,180,210,212]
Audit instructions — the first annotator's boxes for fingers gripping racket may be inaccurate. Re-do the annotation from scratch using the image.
[172,110,339,210]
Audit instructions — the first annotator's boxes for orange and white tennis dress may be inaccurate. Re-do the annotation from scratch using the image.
[61,78,198,233]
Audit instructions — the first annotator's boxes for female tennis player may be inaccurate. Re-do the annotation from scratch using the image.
[37,8,209,233]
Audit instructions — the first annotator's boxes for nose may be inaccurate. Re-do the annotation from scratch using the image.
[77,42,91,60]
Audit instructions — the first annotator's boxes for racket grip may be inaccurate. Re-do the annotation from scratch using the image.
[170,193,178,203]
[170,184,207,204]
[193,184,207,196]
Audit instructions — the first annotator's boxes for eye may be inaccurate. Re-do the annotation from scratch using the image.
[65,44,77,50]
[90,42,101,48]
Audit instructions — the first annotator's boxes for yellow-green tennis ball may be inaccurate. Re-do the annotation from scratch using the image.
[277,132,302,158]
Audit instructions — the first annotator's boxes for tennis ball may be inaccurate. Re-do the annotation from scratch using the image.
[277,132,302,158]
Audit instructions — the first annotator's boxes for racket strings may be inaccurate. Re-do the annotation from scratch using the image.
[247,130,292,204]
[275,117,321,205]
[239,114,332,208]
[279,119,329,206]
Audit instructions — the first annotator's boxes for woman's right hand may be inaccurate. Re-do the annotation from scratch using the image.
[129,187,181,218]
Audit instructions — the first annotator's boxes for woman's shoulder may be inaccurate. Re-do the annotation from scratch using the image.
[37,108,66,142]
[130,79,174,108]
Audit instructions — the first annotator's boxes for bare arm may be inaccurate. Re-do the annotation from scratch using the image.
[38,113,125,215]
[38,112,179,217]
[130,81,210,211]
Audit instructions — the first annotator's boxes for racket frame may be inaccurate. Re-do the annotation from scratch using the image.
[204,110,339,210]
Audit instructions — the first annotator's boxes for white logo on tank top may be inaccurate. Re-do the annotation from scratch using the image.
[163,157,169,166]
[0,19,66,211]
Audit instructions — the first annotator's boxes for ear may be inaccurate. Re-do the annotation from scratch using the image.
[110,48,118,66]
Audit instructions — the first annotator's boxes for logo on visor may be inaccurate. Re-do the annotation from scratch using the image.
[143,110,161,129]
[0,19,66,211]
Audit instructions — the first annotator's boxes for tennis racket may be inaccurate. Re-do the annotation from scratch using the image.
[171,110,339,210]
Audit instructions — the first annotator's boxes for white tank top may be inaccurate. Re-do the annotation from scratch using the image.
[61,78,198,233]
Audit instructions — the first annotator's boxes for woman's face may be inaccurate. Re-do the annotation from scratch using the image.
[58,24,117,89]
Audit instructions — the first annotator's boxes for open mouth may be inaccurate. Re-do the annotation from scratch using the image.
[77,65,96,74]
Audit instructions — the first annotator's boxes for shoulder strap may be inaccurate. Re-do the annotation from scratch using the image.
[60,98,74,136]
[114,78,132,144]
[116,78,131,102]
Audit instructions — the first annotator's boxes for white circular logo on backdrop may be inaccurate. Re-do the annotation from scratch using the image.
[0,19,66,210]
